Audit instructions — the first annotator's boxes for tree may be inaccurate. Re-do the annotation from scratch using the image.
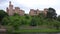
[52,20,60,30]
[38,13,45,18]
[0,10,8,24]
[2,17,9,25]
[24,14,30,19]
[47,8,57,19]
[57,15,60,21]
[2,16,21,30]
[30,17,37,26]
[13,13,20,16]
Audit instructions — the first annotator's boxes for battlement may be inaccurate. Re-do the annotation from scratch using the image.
[6,1,25,16]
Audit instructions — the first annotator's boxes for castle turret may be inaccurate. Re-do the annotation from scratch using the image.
[8,1,14,16]
[43,8,48,16]
[6,7,9,13]
[6,1,25,16]
[9,1,11,5]
[15,7,20,13]
[29,9,35,16]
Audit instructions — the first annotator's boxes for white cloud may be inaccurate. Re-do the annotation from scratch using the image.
[0,0,60,14]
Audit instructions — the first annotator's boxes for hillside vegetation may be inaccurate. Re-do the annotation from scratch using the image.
[0,8,60,32]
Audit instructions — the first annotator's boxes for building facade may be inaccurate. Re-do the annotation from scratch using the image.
[29,8,48,16]
[6,1,48,16]
[6,1,25,16]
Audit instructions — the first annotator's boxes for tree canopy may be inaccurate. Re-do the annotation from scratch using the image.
[0,10,8,24]
[1,7,60,30]
[47,7,57,19]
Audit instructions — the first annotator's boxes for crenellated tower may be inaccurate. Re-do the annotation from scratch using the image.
[6,1,25,16]
[8,1,14,16]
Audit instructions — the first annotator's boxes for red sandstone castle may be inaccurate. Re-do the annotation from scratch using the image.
[6,1,25,16]
[6,1,48,16]
[29,8,48,16]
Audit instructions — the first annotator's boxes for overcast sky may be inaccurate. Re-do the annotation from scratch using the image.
[0,0,60,15]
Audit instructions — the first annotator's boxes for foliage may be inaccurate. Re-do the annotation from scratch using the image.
[47,7,57,19]
[24,14,30,19]
[0,10,8,19]
[2,16,21,30]
[0,10,8,25]
[1,7,60,31]
[30,17,37,26]
[14,29,60,32]
[57,15,60,22]
[13,13,20,16]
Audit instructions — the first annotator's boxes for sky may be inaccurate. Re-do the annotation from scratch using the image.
[0,0,60,15]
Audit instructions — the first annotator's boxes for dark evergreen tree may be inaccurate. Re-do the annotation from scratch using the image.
[47,7,57,19]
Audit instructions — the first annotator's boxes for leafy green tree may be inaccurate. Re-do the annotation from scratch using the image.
[57,15,60,22]
[13,13,20,16]
[2,16,21,30]
[37,13,46,25]
[38,13,45,18]
[21,19,27,25]
[25,15,30,19]
[0,10,8,24]
[2,17,9,25]
[30,17,37,26]
[52,20,60,30]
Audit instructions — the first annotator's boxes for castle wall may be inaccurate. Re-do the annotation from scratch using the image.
[29,9,36,16]
[29,8,48,16]
[6,1,48,16]
[6,1,25,16]
[15,7,20,13]
[19,10,25,16]
[43,8,48,16]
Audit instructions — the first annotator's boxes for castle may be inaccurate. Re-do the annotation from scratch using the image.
[6,1,25,16]
[6,1,48,16]
[29,8,48,16]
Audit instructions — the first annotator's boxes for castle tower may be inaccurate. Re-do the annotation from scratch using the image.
[36,9,40,15]
[15,7,20,13]
[29,9,35,16]
[43,8,48,16]
[6,7,9,13]
[8,1,14,16]
[6,1,25,16]
[19,10,25,16]
[9,1,11,5]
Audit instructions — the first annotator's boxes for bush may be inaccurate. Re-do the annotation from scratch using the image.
[30,17,37,26]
